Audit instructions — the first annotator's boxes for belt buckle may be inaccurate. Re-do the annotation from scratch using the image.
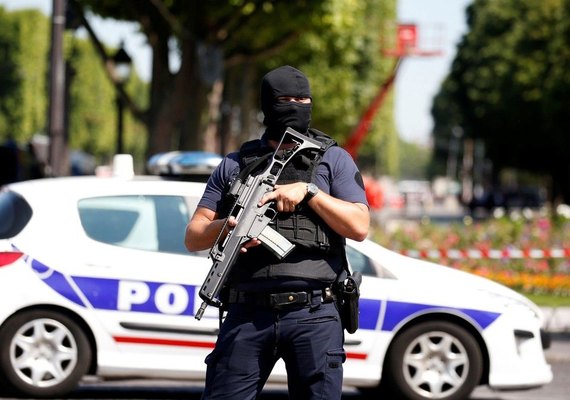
[269,292,307,309]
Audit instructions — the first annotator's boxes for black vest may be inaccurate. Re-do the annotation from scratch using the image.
[227,129,345,285]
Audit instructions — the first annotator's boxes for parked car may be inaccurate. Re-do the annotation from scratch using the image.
[0,167,552,399]
[146,151,222,182]
[468,186,547,215]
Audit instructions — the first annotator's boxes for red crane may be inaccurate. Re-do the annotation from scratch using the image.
[343,57,402,159]
[344,24,442,160]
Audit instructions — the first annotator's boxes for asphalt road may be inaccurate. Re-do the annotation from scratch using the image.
[2,334,568,400]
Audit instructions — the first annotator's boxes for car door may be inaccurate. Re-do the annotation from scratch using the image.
[341,241,395,386]
[68,192,220,378]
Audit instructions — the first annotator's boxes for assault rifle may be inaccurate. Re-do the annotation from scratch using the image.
[195,128,322,320]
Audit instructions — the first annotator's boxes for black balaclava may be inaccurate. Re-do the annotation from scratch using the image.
[260,65,312,141]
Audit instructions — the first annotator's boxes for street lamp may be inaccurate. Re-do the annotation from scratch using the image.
[111,41,132,154]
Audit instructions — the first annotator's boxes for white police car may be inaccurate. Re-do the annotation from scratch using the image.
[0,159,552,399]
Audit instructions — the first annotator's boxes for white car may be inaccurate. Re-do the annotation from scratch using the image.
[0,172,552,399]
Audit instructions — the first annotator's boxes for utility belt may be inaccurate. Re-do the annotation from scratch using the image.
[227,287,336,310]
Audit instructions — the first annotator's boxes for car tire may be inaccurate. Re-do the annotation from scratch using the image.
[0,310,91,398]
[383,321,483,400]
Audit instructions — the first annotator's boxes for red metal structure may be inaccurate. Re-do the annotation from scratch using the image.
[343,58,402,159]
[343,23,443,159]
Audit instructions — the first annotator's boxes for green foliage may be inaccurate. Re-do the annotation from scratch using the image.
[525,293,570,307]
[0,8,49,142]
[0,7,18,137]
[1,1,397,172]
[260,0,399,174]
[83,0,398,167]
[66,38,116,157]
[432,0,570,203]
[398,139,430,180]
[0,6,148,165]
[66,37,147,162]
[373,211,570,298]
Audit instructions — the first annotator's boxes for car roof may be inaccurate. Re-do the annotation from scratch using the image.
[5,176,208,203]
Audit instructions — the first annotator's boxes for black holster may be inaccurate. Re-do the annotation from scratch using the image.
[336,271,362,334]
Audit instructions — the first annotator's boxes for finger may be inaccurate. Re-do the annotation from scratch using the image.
[258,192,275,207]
[243,238,261,248]
[240,238,261,253]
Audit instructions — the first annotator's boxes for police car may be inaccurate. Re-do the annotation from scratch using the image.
[0,156,552,399]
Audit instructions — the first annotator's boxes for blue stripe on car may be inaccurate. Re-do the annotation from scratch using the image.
[28,257,500,331]
[359,298,382,330]
[73,276,196,315]
[382,300,500,331]
[30,258,86,307]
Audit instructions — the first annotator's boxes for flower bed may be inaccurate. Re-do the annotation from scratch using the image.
[373,209,570,297]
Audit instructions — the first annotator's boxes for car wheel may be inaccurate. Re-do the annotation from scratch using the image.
[0,310,91,398]
[384,321,483,400]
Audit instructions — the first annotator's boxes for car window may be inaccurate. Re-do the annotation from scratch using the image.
[346,245,396,279]
[0,191,33,239]
[346,245,376,276]
[78,195,199,255]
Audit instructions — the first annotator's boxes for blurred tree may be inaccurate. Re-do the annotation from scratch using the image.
[258,0,399,175]
[75,0,329,156]
[0,7,18,137]
[76,0,397,173]
[0,8,49,142]
[398,139,430,180]
[431,0,570,204]
[66,37,148,163]
[66,37,116,158]
[0,6,147,167]
[1,1,399,175]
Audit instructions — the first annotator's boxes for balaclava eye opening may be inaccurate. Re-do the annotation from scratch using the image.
[260,65,312,141]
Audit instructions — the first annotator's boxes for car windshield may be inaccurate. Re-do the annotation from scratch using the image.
[0,191,33,239]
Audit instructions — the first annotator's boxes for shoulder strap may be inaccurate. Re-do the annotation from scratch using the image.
[237,130,337,180]
[238,139,273,180]
[307,128,337,153]
[306,129,337,180]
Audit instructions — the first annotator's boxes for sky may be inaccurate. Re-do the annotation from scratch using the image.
[396,0,472,145]
[1,0,473,147]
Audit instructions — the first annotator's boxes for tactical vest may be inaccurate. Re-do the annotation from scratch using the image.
[226,129,345,284]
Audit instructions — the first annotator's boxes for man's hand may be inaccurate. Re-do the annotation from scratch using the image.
[226,216,262,253]
[186,207,262,252]
[258,182,308,212]
[259,182,369,242]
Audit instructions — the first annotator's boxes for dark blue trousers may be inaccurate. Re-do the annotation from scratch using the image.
[202,300,345,399]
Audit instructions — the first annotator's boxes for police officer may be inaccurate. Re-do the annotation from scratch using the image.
[185,65,369,400]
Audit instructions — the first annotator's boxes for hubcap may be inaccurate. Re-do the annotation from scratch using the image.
[402,330,469,399]
[10,318,78,388]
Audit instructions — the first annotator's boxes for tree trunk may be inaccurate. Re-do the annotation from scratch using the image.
[203,79,224,153]
[147,36,208,155]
